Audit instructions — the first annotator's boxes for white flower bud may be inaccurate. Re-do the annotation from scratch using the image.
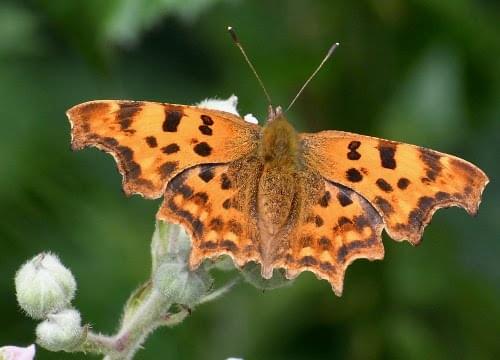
[36,309,83,352]
[153,260,212,307]
[151,222,191,271]
[15,253,76,319]
[196,95,259,124]
[0,344,35,360]
[196,95,239,115]
[243,113,259,124]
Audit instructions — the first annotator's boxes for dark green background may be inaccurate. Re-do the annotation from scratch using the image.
[1,0,499,359]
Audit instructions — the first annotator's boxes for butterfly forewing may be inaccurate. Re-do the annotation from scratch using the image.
[300,130,489,244]
[67,100,260,198]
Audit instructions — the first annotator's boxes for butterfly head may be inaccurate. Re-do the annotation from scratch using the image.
[261,105,298,166]
[266,105,284,122]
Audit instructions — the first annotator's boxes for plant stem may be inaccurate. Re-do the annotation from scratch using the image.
[78,289,171,360]
[110,289,171,359]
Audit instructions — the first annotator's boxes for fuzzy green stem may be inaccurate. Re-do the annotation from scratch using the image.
[108,289,171,360]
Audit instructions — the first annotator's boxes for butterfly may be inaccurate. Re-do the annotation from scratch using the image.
[67,93,488,295]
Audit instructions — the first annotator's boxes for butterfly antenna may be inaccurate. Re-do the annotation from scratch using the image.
[285,42,340,112]
[227,26,273,107]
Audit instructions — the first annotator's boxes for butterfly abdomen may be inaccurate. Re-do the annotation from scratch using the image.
[256,116,302,272]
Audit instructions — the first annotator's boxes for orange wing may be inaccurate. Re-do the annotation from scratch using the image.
[158,156,263,270]
[300,131,489,244]
[67,100,260,198]
[281,180,384,295]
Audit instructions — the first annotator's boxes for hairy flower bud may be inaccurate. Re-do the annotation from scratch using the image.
[36,309,83,352]
[15,253,76,319]
[196,95,259,124]
[151,222,191,271]
[153,259,212,307]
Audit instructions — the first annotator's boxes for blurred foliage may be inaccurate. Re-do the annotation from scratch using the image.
[0,0,499,359]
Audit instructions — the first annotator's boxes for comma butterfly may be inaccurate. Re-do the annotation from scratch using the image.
[67,30,488,295]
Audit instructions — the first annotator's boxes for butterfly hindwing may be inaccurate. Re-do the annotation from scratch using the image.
[300,131,489,244]
[158,156,264,269]
[263,177,384,295]
[67,100,260,198]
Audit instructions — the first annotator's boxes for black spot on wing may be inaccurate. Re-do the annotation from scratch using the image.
[337,238,375,262]
[347,141,361,160]
[167,198,203,237]
[373,196,394,215]
[198,166,215,183]
[201,114,214,125]
[199,125,213,135]
[159,161,178,179]
[299,256,318,267]
[145,136,158,148]
[227,220,243,236]
[163,110,182,132]
[419,149,442,181]
[337,190,353,207]
[397,177,410,190]
[102,137,119,147]
[117,101,143,130]
[116,145,141,179]
[193,142,212,157]
[320,262,334,273]
[210,217,224,231]
[346,168,363,182]
[193,192,209,204]
[162,143,180,154]
[201,241,217,249]
[178,184,194,198]
[220,173,232,189]
[338,216,353,227]
[435,191,451,201]
[319,236,332,250]
[319,191,331,207]
[221,240,239,252]
[222,198,232,209]
[353,215,370,230]
[378,142,397,169]
[407,196,435,232]
[376,178,393,192]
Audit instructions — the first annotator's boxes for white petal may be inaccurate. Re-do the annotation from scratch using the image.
[243,113,259,124]
[196,95,239,115]
[0,344,36,360]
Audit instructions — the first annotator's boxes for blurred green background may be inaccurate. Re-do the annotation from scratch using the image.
[1,0,499,359]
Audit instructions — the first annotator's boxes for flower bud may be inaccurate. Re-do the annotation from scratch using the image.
[36,309,83,352]
[196,95,239,115]
[0,344,35,360]
[153,259,212,307]
[151,222,191,270]
[241,263,293,290]
[15,253,76,319]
